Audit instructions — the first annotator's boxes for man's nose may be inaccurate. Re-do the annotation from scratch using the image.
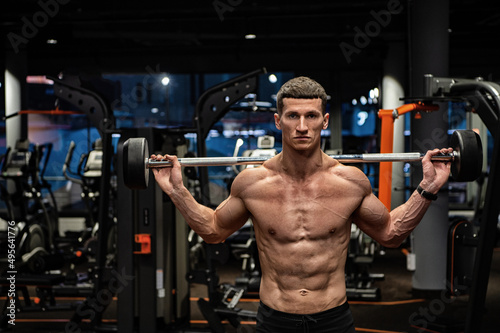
[296,116,308,131]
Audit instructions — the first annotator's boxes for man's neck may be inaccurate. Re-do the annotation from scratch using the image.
[278,147,325,179]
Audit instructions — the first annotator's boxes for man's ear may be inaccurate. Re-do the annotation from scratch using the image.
[322,113,330,130]
[274,113,281,130]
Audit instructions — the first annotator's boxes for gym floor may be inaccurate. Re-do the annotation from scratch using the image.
[4,246,500,333]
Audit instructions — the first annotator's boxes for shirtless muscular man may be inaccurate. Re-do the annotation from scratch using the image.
[151,76,452,332]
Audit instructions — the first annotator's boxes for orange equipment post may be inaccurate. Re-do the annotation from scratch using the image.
[377,102,439,210]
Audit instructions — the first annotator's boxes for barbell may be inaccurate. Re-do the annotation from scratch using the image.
[122,130,483,190]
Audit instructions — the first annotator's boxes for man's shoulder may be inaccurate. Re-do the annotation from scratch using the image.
[235,165,274,184]
[328,162,372,192]
[230,164,276,196]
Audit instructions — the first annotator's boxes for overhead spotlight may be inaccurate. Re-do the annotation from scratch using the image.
[268,74,277,83]
[360,96,367,105]
[151,108,159,114]
[373,87,379,98]
[161,76,170,86]
[245,34,257,40]
[46,39,58,45]
[352,99,357,106]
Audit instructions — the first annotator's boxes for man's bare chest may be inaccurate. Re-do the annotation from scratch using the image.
[241,177,361,241]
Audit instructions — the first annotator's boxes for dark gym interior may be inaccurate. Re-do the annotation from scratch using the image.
[1,1,500,332]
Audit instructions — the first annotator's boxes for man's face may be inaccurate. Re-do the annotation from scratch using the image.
[274,98,329,151]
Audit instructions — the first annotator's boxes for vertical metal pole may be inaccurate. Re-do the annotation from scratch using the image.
[378,112,395,210]
[4,51,25,148]
[117,136,135,333]
[409,0,450,291]
[382,42,406,209]
[136,128,158,333]
[4,53,25,202]
[91,130,114,329]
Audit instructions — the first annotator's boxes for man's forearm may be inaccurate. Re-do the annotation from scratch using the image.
[385,184,434,247]
[166,185,218,240]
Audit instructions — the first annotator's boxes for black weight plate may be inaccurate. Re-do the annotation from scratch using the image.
[450,130,483,182]
[123,138,149,189]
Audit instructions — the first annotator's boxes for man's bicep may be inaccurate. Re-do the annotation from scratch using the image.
[353,192,390,243]
[213,194,250,239]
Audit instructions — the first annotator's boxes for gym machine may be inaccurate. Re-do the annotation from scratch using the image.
[0,138,81,327]
[47,75,118,331]
[0,139,59,273]
[116,127,191,333]
[418,75,500,333]
[345,225,383,301]
[186,241,257,333]
[61,138,103,256]
[49,75,184,333]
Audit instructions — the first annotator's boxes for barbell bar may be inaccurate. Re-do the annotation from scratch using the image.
[122,130,483,190]
[145,152,454,168]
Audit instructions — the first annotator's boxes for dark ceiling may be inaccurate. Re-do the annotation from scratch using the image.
[1,0,500,100]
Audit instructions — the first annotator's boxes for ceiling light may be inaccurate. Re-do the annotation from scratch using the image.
[268,74,277,83]
[161,76,170,86]
[245,34,257,40]
[46,39,58,45]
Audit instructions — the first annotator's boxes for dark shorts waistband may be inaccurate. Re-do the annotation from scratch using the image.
[259,300,350,320]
